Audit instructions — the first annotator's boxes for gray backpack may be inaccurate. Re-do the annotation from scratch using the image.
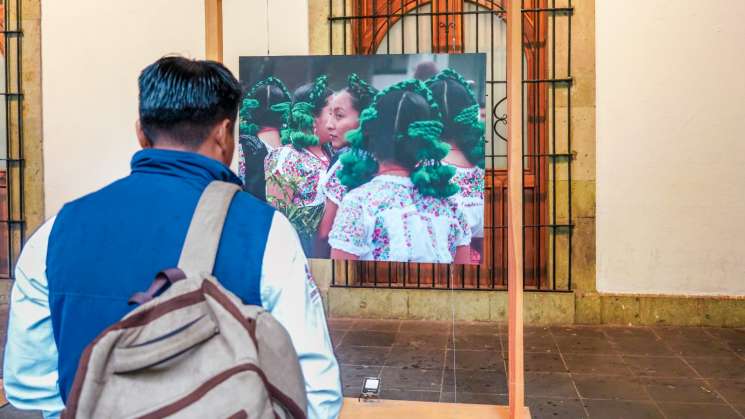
[62,181,308,419]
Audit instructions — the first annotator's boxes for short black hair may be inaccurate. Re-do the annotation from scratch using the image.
[138,56,242,148]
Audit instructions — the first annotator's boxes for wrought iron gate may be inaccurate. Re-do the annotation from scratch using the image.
[1,0,25,280]
[330,0,574,292]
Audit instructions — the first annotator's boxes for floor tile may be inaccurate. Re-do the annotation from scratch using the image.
[380,367,443,392]
[343,331,397,347]
[583,399,663,419]
[643,377,724,404]
[554,335,617,354]
[706,328,745,355]
[603,327,657,340]
[446,349,504,371]
[398,320,453,335]
[327,318,356,332]
[454,322,503,335]
[521,334,561,354]
[707,379,745,405]
[510,327,560,354]
[663,336,735,357]
[449,333,501,350]
[352,319,401,332]
[392,332,449,348]
[572,374,649,401]
[551,326,607,340]
[524,372,579,398]
[524,352,568,373]
[527,397,587,419]
[443,368,508,394]
[329,331,346,348]
[653,327,713,341]
[623,356,698,378]
[704,328,745,342]
[609,336,674,356]
[684,355,745,380]
[656,403,741,419]
[563,353,631,376]
[385,348,445,370]
[335,345,389,366]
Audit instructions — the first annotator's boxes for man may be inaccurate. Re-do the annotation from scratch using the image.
[3,57,342,419]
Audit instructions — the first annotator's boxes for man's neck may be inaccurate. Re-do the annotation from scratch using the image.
[146,143,226,166]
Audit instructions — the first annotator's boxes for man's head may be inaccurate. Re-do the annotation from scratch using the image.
[136,56,242,165]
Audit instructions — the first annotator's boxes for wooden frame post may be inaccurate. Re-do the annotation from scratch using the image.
[204,1,527,416]
[507,1,526,418]
[205,0,223,62]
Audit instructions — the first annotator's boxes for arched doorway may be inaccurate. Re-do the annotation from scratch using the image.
[330,0,571,291]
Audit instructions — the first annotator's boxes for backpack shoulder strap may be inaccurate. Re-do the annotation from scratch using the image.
[177,181,241,278]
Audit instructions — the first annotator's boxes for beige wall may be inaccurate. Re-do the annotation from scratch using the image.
[41,0,309,217]
[222,0,309,171]
[41,1,206,217]
[596,0,745,296]
[223,0,309,75]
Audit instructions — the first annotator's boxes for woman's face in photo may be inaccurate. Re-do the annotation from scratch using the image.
[315,96,333,145]
[326,91,360,150]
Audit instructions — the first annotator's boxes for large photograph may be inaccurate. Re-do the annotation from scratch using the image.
[238,54,486,264]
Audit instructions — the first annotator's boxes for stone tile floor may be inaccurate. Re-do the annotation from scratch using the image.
[329,318,745,419]
[1,317,743,418]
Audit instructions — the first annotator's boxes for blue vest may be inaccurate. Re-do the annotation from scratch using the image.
[46,149,275,402]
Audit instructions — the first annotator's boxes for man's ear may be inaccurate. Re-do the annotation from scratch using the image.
[214,118,235,164]
[136,120,152,149]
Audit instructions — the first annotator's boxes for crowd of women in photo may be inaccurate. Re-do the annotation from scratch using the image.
[238,64,485,264]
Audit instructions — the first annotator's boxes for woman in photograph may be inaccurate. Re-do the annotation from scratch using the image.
[264,75,334,255]
[315,73,377,257]
[238,76,291,201]
[427,69,486,263]
[328,79,472,263]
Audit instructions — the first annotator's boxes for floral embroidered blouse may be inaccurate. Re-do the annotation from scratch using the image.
[449,165,485,239]
[264,145,329,208]
[318,159,348,206]
[328,175,472,263]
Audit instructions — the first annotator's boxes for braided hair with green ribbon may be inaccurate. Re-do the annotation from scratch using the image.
[270,75,333,150]
[426,69,485,168]
[239,76,291,136]
[344,73,378,112]
[338,79,459,198]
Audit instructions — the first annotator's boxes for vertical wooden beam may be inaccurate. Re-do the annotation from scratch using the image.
[205,0,223,62]
[507,1,526,418]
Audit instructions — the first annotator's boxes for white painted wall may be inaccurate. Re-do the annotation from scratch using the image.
[41,1,205,217]
[223,0,309,75]
[596,0,745,296]
[41,0,309,217]
[222,0,309,172]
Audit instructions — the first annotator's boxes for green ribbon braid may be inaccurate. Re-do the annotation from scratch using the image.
[338,79,459,198]
[346,73,378,107]
[270,75,329,150]
[426,69,486,169]
[239,76,291,136]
